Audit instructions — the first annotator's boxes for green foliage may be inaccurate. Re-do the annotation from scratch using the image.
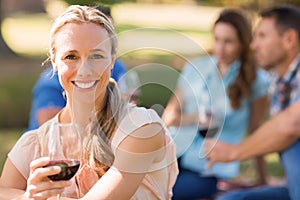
[195,0,300,8]
[194,0,224,6]
[63,0,134,6]
[0,75,37,128]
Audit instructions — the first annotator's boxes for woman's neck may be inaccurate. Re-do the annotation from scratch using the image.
[59,102,94,139]
[59,102,93,127]
[59,91,106,129]
[218,63,229,77]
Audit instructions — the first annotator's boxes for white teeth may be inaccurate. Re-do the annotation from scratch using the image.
[74,81,96,89]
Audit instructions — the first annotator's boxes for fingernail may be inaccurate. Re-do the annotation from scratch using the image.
[53,166,61,171]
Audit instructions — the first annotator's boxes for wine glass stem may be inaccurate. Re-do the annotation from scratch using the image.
[57,194,61,200]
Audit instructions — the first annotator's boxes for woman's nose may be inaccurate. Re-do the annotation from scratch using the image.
[77,60,93,77]
[214,42,224,53]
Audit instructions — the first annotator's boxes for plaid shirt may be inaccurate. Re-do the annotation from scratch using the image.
[269,54,300,116]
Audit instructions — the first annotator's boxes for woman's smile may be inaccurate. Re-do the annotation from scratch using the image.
[72,80,99,90]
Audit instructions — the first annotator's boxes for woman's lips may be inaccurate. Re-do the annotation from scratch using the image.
[72,80,99,89]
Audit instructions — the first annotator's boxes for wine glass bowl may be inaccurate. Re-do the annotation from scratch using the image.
[45,160,80,181]
[44,122,82,198]
[46,122,81,181]
[198,108,221,138]
[198,126,219,138]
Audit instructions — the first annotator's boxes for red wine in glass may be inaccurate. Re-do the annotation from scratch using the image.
[46,159,80,181]
[198,126,219,138]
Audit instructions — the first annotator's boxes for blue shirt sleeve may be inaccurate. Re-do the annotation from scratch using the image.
[111,59,127,82]
[27,68,65,131]
[177,61,196,90]
[34,83,65,109]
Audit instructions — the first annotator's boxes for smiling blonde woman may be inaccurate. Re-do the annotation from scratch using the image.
[0,5,178,200]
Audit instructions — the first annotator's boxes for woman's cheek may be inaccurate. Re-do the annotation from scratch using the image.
[58,65,74,89]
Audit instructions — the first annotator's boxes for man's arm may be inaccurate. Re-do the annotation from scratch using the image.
[205,100,300,168]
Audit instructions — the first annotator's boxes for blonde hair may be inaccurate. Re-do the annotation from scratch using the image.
[49,5,125,177]
[49,5,117,58]
[85,80,126,177]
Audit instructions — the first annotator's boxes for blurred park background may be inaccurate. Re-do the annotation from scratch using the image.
[1,0,299,184]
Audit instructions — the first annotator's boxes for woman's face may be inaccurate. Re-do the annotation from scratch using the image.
[52,22,115,104]
[213,22,242,66]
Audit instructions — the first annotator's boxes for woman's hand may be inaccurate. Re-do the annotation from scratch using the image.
[25,157,71,200]
[162,109,181,127]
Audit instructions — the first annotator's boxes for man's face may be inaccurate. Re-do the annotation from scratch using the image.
[251,17,287,70]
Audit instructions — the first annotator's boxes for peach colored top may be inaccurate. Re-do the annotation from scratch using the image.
[8,106,178,199]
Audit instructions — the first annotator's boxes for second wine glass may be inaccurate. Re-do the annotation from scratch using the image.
[198,106,221,138]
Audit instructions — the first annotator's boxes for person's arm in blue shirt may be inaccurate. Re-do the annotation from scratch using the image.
[111,59,127,82]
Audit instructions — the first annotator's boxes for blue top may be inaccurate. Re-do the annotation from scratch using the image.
[170,56,270,179]
[27,59,127,131]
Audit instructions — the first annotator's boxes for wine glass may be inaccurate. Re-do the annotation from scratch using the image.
[198,105,223,176]
[44,122,82,199]
[198,106,221,139]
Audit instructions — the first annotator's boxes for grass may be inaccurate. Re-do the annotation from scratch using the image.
[236,154,284,184]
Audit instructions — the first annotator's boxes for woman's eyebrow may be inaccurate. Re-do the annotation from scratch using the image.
[65,50,77,53]
[90,49,105,52]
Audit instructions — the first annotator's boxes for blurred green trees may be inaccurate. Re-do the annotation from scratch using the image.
[63,0,131,6]
[0,0,45,57]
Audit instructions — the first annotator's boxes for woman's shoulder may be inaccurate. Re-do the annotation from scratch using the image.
[13,119,54,149]
[184,55,216,69]
[181,55,217,78]
[122,106,162,129]
[255,68,270,85]
[111,106,165,153]
[7,126,45,179]
[14,129,39,146]
[16,117,57,149]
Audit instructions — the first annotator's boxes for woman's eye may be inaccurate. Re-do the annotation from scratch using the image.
[89,54,104,59]
[65,54,78,60]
